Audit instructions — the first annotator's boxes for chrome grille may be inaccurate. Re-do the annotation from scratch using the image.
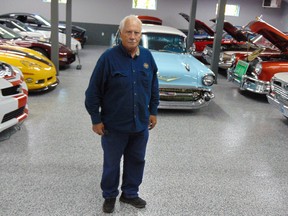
[159,88,203,101]
[272,80,288,105]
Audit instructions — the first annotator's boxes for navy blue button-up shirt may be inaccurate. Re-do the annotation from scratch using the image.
[85,43,159,133]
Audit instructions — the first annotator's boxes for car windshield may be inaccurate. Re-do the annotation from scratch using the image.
[141,33,186,53]
[11,20,36,32]
[34,14,51,27]
[0,24,21,39]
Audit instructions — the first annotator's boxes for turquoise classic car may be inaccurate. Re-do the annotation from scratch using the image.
[112,24,215,109]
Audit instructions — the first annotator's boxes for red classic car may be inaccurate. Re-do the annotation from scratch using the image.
[0,24,75,67]
[179,13,246,61]
[137,15,162,25]
[227,18,288,94]
[205,19,279,70]
[201,18,280,69]
[179,13,216,59]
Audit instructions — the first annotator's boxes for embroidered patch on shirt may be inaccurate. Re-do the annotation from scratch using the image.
[143,63,149,69]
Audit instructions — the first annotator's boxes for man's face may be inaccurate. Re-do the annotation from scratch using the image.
[120,19,142,51]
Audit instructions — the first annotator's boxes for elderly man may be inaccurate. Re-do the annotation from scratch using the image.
[85,15,159,213]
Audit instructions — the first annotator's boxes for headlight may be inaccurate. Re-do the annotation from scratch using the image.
[231,54,236,64]
[254,63,262,75]
[202,74,215,86]
[25,78,34,83]
[0,62,13,78]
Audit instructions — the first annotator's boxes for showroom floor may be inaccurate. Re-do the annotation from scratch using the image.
[1,45,288,216]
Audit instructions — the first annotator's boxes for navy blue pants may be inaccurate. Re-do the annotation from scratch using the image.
[101,129,149,199]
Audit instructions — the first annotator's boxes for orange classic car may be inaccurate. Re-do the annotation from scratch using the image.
[227,18,288,94]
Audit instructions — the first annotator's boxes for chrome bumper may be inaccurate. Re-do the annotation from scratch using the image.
[29,78,59,93]
[158,92,215,110]
[267,95,288,118]
[218,61,232,70]
[227,70,270,94]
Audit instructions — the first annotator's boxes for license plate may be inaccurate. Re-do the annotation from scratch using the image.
[234,60,249,81]
[280,104,288,117]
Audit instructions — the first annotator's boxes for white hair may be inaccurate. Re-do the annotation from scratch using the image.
[119,15,142,32]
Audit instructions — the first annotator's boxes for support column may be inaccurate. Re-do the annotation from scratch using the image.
[210,0,227,83]
[51,0,59,75]
[187,0,197,51]
[66,0,72,49]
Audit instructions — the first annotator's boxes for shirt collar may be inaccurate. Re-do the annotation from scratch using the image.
[135,46,140,56]
[119,42,140,57]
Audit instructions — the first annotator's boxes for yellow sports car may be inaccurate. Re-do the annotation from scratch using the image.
[0,44,58,92]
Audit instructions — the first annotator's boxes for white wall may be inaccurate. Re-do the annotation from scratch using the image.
[0,0,287,31]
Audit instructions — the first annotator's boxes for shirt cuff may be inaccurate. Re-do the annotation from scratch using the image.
[91,114,101,125]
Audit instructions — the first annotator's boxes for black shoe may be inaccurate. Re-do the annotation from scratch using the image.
[119,194,146,208]
[102,198,116,213]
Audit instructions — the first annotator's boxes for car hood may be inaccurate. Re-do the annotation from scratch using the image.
[248,19,288,52]
[0,44,53,66]
[210,18,248,42]
[274,72,288,81]
[137,15,162,25]
[151,51,213,88]
[179,13,214,36]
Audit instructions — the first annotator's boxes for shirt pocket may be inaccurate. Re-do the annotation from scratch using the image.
[139,69,152,89]
[110,70,129,88]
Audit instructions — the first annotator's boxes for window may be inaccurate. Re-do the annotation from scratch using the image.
[141,33,186,53]
[132,0,157,10]
[216,4,240,17]
[43,0,67,3]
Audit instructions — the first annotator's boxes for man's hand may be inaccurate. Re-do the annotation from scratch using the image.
[92,123,105,135]
[148,115,157,130]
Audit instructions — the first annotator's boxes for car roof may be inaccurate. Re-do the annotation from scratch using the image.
[0,12,35,16]
[142,24,186,37]
[0,17,20,22]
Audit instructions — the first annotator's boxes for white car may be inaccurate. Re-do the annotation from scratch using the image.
[267,72,288,119]
[0,18,81,52]
[0,62,28,133]
[37,29,82,51]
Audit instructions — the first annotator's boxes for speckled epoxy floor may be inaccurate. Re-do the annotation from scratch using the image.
[1,45,288,216]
